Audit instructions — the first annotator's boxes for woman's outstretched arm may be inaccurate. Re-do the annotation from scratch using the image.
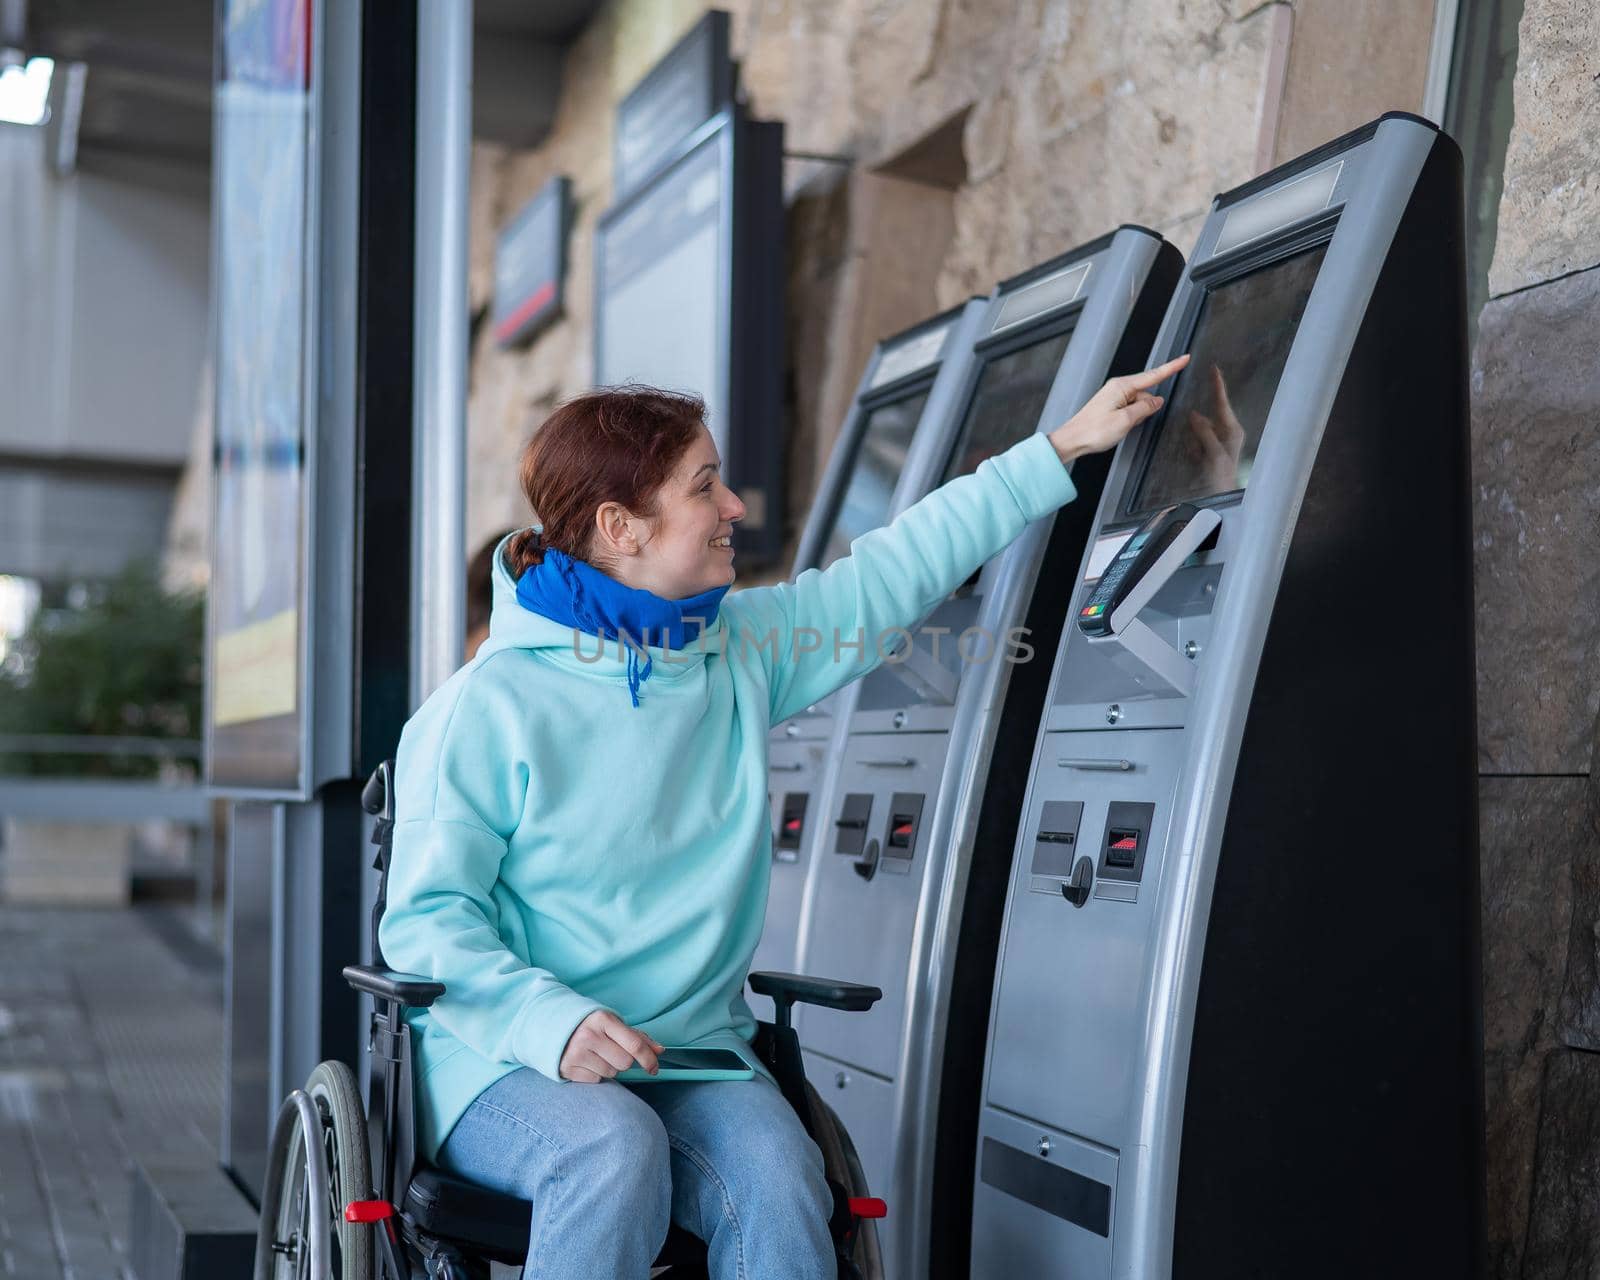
[729,358,1187,725]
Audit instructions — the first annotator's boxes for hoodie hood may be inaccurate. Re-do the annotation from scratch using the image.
[477,529,731,686]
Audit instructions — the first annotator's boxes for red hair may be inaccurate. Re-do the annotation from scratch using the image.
[505,386,707,579]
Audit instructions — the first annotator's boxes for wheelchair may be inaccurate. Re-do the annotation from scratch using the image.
[253,761,888,1279]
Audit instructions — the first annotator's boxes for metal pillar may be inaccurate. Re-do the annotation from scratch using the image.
[410,0,472,707]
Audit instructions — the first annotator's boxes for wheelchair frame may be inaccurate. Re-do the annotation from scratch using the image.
[254,761,888,1280]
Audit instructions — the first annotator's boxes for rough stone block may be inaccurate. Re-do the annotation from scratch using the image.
[1488,0,1600,297]
[1268,0,1433,168]
[1481,776,1585,1278]
[1558,721,1600,1050]
[1471,265,1600,775]
[1521,1048,1600,1279]
[937,0,1283,306]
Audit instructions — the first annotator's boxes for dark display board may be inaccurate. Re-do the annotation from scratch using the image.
[818,389,930,569]
[208,0,314,794]
[1133,244,1327,513]
[613,10,733,198]
[493,175,570,347]
[598,137,725,432]
[594,109,786,565]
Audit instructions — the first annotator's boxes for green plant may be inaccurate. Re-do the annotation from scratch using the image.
[0,561,205,779]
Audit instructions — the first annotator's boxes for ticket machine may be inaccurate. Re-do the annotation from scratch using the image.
[791,226,1183,1276]
[969,115,1480,1278]
[755,302,989,977]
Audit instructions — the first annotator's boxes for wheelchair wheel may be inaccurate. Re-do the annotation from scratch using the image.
[802,1080,884,1280]
[254,1061,374,1280]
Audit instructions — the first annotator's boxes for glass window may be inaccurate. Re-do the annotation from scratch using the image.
[818,389,929,569]
[1133,245,1327,512]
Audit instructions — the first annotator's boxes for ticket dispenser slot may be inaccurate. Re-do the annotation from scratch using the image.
[882,792,925,871]
[777,792,808,862]
[1096,801,1154,883]
[1029,800,1085,897]
[834,794,872,855]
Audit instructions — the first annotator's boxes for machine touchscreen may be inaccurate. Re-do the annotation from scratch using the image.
[818,390,929,569]
[940,328,1074,485]
[1133,244,1326,512]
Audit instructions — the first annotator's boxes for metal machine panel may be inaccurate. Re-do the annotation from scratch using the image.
[757,302,989,976]
[796,732,948,1077]
[985,730,1182,1145]
[803,1049,897,1208]
[751,735,829,976]
[971,1108,1118,1279]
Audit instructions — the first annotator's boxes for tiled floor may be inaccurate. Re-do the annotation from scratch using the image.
[0,906,225,1280]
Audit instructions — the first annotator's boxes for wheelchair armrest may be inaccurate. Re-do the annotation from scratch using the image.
[749,971,882,1015]
[343,964,445,1008]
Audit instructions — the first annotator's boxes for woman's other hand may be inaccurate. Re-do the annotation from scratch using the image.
[559,1010,665,1082]
[1047,353,1191,464]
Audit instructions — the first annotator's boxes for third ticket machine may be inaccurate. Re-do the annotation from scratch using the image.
[970,115,1481,1278]
[789,227,1183,1277]
[757,298,990,978]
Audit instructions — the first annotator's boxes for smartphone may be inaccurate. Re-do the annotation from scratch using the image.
[616,1046,757,1082]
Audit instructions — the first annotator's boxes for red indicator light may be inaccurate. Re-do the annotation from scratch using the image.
[893,822,914,838]
[784,818,802,831]
[1110,836,1138,851]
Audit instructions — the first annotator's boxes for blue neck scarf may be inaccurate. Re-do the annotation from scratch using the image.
[515,547,730,707]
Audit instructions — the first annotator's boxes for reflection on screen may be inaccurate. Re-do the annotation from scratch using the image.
[818,389,929,569]
[941,328,1073,485]
[1134,245,1326,512]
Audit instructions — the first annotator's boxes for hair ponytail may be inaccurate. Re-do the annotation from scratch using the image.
[504,526,547,579]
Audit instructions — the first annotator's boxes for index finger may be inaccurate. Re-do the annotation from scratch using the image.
[1124,353,1191,393]
[607,1023,660,1075]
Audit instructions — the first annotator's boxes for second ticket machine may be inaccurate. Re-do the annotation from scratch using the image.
[793,227,1183,1276]
[756,301,989,978]
[969,115,1480,1278]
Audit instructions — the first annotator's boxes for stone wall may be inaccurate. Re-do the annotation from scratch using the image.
[1471,2,1600,1274]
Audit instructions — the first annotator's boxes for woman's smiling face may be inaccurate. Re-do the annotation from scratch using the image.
[595,424,746,600]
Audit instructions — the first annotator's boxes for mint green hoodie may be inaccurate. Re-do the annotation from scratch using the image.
[379,431,1076,1159]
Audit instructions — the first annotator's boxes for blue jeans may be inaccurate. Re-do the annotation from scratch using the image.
[436,1068,835,1279]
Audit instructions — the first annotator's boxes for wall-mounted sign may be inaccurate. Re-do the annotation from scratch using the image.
[594,107,786,567]
[493,175,570,348]
[208,0,315,795]
[613,10,733,200]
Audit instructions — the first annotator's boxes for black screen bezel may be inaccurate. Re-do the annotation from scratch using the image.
[937,305,1083,489]
[812,371,941,568]
[1114,219,1337,526]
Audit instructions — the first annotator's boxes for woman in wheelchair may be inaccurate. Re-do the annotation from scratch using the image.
[357,365,1181,1279]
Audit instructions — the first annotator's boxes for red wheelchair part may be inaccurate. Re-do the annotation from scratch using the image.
[344,1199,395,1223]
